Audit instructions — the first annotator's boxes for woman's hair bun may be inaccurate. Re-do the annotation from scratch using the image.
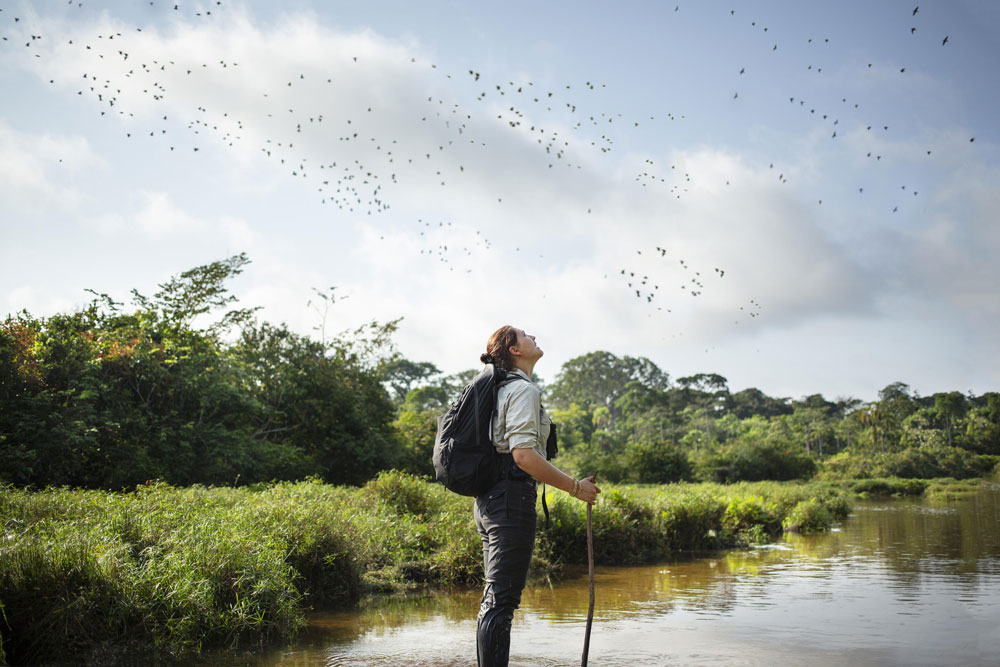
[480,352,495,365]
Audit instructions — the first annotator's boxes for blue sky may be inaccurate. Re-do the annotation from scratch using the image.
[2,0,998,401]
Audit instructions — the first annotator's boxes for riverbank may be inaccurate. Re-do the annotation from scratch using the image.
[2,472,972,665]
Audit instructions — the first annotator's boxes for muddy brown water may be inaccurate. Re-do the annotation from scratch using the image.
[204,483,1000,666]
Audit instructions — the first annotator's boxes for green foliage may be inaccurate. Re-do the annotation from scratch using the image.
[392,409,437,477]
[539,357,996,484]
[623,439,692,483]
[381,358,441,405]
[400,385,451,413]
[655,490,729,551]
[233,320,401,486]
[781,498,833,533]
[819,446,992,481]
[730,387,793,419]
[546,351,669,424]
[722,495,781,539]
[556,430,629,482]
[0,256,402,489]
[0,483,307,663]
[362,470,440,517]
[849,477,929,497]
[694,441,817,483]
[924,478,982,502]
[549,402,594,450]
[961,400,1000,454]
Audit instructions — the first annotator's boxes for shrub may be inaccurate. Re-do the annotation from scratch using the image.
[924,479,982,502]
[850,478,928,497]
[623,440,692,483]
[556,439,630,483]
[362,470,439,517]
[782,498,832,534]
[817,452,879,479]
[695,441,816,483]
[886,446,990,479]
[820,447,991,481]
[722,495,781,538]
[656,491,729,551]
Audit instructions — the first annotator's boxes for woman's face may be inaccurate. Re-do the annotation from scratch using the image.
[512,328,543,361]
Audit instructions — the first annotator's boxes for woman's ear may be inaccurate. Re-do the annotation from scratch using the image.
[508,344,520,358]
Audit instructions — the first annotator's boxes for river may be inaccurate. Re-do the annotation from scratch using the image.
[223,482,1000,666]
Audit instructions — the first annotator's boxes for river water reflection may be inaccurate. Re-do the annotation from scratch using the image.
[240,483,1000,666]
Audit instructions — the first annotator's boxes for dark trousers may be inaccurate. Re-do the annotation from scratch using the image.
[474,478,537,667]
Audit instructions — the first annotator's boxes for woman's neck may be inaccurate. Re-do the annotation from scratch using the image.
[512,359,535,378]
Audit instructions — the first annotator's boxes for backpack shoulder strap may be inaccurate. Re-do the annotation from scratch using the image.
[492,369,527,402]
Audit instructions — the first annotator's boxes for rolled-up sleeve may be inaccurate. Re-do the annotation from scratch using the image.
[504,384,541,450]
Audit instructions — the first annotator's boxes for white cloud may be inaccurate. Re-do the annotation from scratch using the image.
[78,191,256,246]
[903,163,1000,320]
[4,285,75,319]
[134,191,201,236]
[4,1,998,400]
[0,121,97,218]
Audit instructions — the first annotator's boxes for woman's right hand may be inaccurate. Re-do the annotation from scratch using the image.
[576,475,601,505]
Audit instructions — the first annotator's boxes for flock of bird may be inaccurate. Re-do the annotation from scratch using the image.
[1,2,979,334]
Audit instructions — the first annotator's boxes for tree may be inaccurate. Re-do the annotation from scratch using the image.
[393,409,437,477]
[857,402,886,454]
[130,252,259,334]
[786,406,835,456]
[932,391,967,447]
[677,373,728,393]
[547,351,669,428]
[729,387,792,419]
[401,385,451,413]
[876,382,917,448]
[383,358,441,405]
[549,402,594,450]
[793,393,840,418]
[234,320,401,486]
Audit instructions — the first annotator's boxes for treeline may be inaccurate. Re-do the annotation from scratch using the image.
[0,255,401,489]
[393,352,1000,484]
[2,256,999,490]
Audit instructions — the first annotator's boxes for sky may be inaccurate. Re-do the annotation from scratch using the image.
[2,0,998,403]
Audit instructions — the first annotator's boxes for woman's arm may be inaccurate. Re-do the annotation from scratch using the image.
[511,448,601,504]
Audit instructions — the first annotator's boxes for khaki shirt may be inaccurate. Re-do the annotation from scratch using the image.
[490,368,551,460]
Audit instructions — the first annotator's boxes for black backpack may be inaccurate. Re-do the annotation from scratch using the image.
[432,364,525,497]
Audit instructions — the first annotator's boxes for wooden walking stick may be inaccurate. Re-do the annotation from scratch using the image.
[581,475,596,667]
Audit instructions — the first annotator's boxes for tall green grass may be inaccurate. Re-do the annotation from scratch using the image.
[0,474,850,664]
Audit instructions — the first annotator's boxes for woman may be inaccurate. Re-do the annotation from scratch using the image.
[476,325,601,667]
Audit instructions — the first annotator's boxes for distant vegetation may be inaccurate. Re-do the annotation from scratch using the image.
[394,353,1000,487]
[2,255,998,491]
